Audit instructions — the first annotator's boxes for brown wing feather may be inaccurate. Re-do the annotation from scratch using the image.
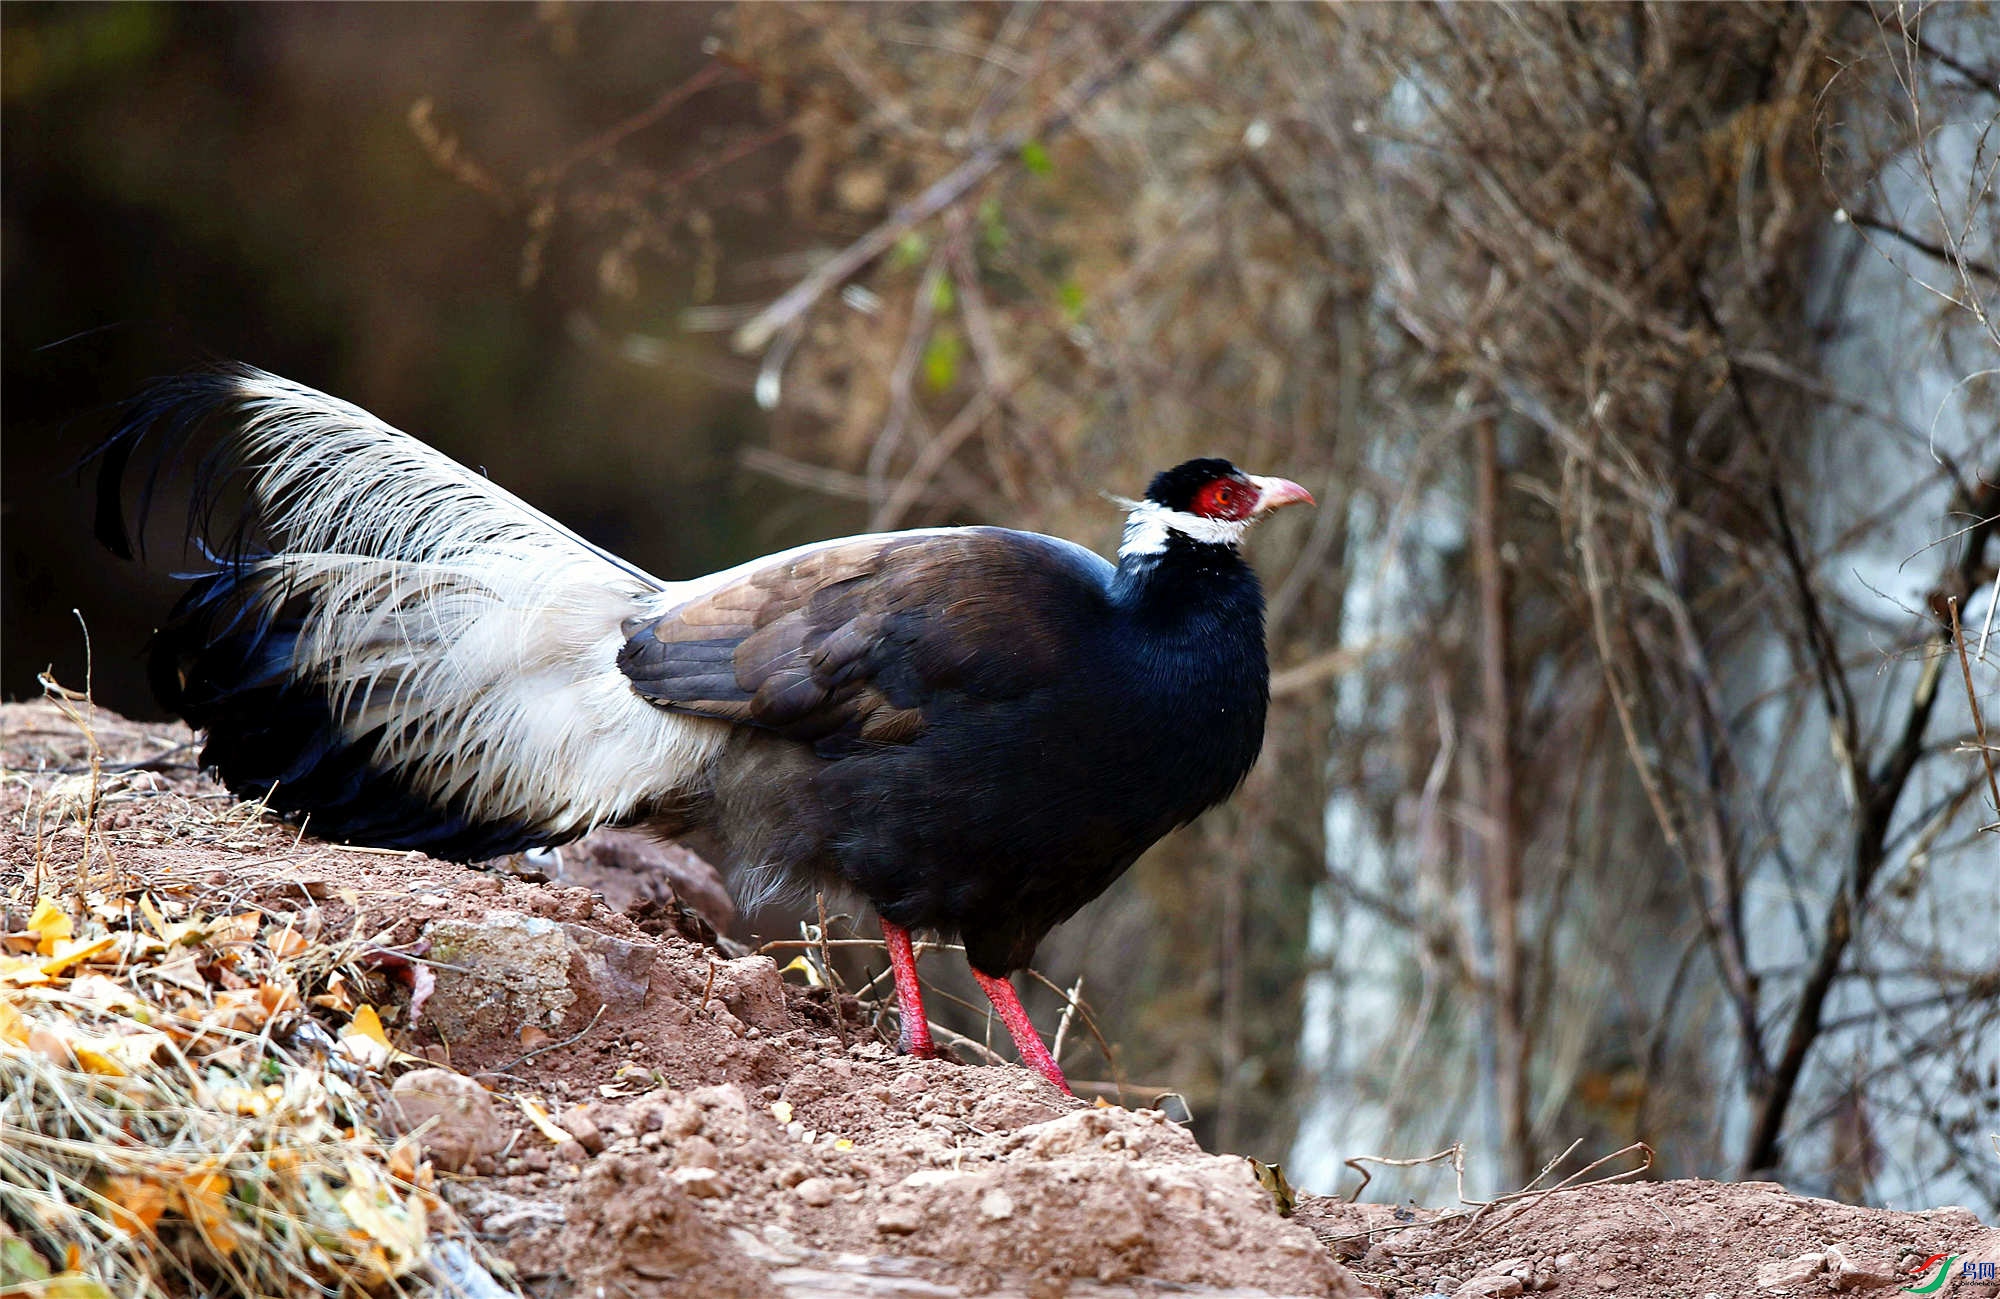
[617,529,1106,751]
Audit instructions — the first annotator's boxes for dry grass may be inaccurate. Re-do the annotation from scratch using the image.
[0,684,498,1299]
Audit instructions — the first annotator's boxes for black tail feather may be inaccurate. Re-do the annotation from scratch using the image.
[92,364,272,564]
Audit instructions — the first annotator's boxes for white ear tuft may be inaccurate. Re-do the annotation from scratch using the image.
[1118,499,1253,559]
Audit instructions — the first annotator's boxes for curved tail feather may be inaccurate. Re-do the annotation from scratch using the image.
[102,365,723,859]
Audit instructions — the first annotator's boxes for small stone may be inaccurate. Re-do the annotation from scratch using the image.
[1756,1252,1827,1291]
[676,1136,721,1170]
[978,1189,1016,1222]
[1491,1258,1532,1279]
[561,1109,605,1155]
[795,1178,837,1207]
[775,1162,809,1188]
[875,1204,923,1235]
[1553,1254,1579,1271]
[671,1166,725,1198]
[522,1147,551,1173]
[553,1139,588,1164]
[1590,1277,1619,1292]
[1453,1277,1523,1298]
[389,1069,502,1173]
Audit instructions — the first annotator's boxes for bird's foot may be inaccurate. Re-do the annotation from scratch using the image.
[972,969,1074,1096]
[880,918,938,1059]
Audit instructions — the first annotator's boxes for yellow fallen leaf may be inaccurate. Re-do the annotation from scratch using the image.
[258,979,301,1015]
[338,1004,424,1066]
[513,1094,575,1145]
[28,898,73,955]
[833,1137,854,1151]
[103,1174,169,1234]
[41,1272,115,1299]
[69,1042,128,1078]
[139,895,203,949]
[65,973,143,1016]
[177,1169,237,1255]
[0,955,51,987]
[770,1100,794,1124]
[266,924,309,959]
[779,955,825,987]
[338,1158,427,1281]
[337,1006,392,1069]
[100,1031,173,1072]
[38,935,117,977]
[0,997,27,1043]
[352,1004,391,1045]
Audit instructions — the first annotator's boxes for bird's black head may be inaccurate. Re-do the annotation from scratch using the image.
[1122,458,1314,560]
[1145,458,1247,514]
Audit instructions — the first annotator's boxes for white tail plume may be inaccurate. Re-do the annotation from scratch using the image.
[173,367,728,841]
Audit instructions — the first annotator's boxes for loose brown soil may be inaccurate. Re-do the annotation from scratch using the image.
[4,700,1993,1298]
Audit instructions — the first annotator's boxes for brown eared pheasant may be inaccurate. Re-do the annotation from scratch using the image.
[97,365,1313,1094]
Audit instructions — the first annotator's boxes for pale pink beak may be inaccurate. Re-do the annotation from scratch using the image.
[1248,475,1315,514]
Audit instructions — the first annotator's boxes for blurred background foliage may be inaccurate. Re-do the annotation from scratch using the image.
[5,2,1997,1213]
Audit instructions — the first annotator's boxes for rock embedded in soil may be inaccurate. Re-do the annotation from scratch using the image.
[706,954,791,1032]
[1823,1244,1902,1291]
[672,1166,727,1198]
[421,911,578,1040]
[1755,1251,1825,1289]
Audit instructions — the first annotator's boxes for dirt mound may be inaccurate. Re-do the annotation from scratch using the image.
[4,699,1991,1298]
[1298,1181,2000,1298]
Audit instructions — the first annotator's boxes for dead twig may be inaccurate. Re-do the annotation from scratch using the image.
[731,1,1206,353]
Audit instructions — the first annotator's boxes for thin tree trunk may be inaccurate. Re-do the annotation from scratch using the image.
[1474,419,1532,1186]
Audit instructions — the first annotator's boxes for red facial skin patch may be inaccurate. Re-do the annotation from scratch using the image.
[1191,477,1256,521]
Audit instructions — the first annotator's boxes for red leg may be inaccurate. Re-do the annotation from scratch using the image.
[880,919,937,1059]
[972,969,1073,1096]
